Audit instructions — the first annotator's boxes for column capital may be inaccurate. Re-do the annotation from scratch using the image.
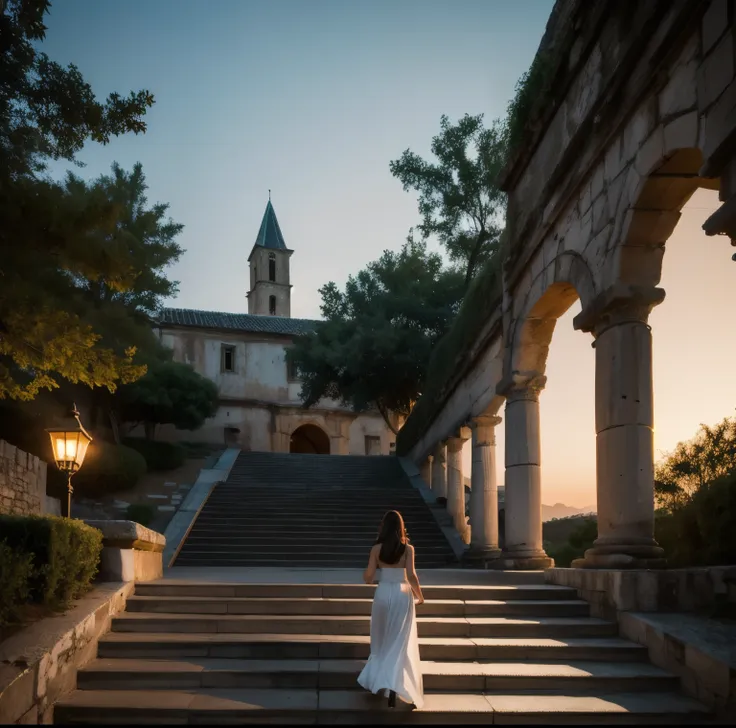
[470,414,503,429]
[497,371,547,403]
[446,426,471,451]
[469,414,502,446]
[573,283,665,338]
[433,442,447,462]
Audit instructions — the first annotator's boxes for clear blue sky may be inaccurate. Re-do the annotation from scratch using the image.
[42,0,554,319]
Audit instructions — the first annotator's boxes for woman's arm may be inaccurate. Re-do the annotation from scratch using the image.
[363,544,379,584]
[406,545,424,604]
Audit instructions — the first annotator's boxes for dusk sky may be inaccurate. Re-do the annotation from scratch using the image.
[43,1,735,507]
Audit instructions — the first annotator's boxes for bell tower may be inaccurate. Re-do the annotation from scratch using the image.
[247,194,293,317]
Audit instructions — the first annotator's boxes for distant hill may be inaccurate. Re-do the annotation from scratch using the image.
[463,478,594,523]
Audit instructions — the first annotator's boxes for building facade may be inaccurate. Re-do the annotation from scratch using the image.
[153,200,395,455]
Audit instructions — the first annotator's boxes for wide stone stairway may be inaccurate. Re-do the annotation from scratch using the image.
[55,575,708,724]
[173,452,458,569]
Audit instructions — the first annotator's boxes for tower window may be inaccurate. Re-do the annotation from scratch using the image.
[268,252,276,282]
[287,355,300,381]
[221,344,236,373]
[269,295,277,315]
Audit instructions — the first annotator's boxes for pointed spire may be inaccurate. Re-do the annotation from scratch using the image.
[253,197,287,251]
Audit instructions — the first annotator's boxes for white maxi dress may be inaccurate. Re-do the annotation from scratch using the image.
[357,567,424,708]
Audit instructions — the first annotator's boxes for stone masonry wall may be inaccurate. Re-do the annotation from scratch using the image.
[0,439,48,516]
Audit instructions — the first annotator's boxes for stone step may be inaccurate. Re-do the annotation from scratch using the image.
[172,555,456,568]
[54,688,709,724]
[133,583,569,600]
[124,596,589,617]
[97,633,648,661]
[77,658,677,693]
[111,613,611,638]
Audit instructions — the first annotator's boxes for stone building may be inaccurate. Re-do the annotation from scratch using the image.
[153,199,395,455]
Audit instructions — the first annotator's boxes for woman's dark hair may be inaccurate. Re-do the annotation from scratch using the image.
[376,510,409,564]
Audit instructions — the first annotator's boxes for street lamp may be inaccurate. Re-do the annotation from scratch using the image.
[46,404,93,518]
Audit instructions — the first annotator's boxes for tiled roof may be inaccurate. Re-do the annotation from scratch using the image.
[253,200,288,252]
[158,308,319,336]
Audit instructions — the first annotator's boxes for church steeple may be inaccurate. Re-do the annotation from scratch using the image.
[247,196,293,317]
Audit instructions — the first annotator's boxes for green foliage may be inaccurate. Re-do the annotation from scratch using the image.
[123,437,186,471]
[61,441,147,498]
[125,502,156,528]
[0,515,102,611]
[503,49,555,154]
[396,253,503,454]
[655,471,736,568]
[655,417,736,509]
[0,540,33,627]
[289,237,465,432]
[545,518,597,568]
[390,114,507,283]
[116,361,219,437]
[0,0,156,400]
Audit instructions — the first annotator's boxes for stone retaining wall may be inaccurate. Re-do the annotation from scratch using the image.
[0,440,48,517]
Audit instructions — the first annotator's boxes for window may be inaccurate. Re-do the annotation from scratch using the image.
[221,344,236,373]
[268,252,276,282]
[365,435,381,456]
[287,355,300,381]
[269,295,277,316]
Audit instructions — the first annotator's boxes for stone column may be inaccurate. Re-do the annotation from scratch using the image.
[431,442,447,499]
[420,456,433,488]
[446,427,471,542]
[464,414,503,563]
[573,285,667,568]
[498,373,552,569]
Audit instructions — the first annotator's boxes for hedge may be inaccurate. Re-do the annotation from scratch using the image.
[125,502,156,527]
[48,441,148,500]
[123,437,186,471]
[0,515,102,627]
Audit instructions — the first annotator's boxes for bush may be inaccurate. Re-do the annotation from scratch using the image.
[58,441,147,499]
[123,437,186,471]
[655,471,736,567]
[125,502,156,527]
[0,541,33,627]
[545,518,598,568]
[0,515,102,612]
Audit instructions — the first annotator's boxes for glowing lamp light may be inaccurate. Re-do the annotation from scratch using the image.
[46,404,92,518]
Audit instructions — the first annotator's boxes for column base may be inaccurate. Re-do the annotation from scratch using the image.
[493,551,554,570]
[573,540,666,570]
[462,546,502,567]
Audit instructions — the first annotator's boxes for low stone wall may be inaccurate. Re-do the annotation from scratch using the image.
[546,566,736,621]
[0,582,134,724]
[0,440,47,517]
[84,520,166,583]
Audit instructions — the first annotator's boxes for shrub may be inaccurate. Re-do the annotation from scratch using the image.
[125,502,156,527]
[61,441,147,499]
[0,541,33,627]
[545,518,598,568]
[0,515,102,610]
[123,437,186,471]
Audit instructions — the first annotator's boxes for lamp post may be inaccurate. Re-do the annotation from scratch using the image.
[46,404,93,518]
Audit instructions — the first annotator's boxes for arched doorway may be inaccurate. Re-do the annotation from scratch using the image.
[290,424,330,454]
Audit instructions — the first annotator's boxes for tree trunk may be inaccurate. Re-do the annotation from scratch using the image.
[376,402,399,436]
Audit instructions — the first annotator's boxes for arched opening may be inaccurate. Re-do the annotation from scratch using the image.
[269,295,277,315]
[268,253,276,282]
[290,424,330,454]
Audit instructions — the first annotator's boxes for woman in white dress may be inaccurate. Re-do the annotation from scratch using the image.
[357,510,425,709]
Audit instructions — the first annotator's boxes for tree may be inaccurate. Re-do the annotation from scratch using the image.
[288,237,465,434]
[116,361,219,440]
[389,114,507,284]
[655,416,736,509]
[0,0,155,400]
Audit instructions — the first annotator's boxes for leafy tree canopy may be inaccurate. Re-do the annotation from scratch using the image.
[116,361,219,439]
[389,114,507,284]
[0,0,155,400]
[288,237,465,433]
[655,416,736,509]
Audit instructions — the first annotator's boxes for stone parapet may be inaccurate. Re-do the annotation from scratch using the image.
[84,520,166,583]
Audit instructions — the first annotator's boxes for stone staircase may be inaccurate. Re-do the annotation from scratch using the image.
[173,452,458,569]
[54,578,709,724]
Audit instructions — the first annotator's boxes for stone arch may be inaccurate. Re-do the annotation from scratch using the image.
[289,423,330,455]
[506,251,597,378]
[612,146,719,290]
